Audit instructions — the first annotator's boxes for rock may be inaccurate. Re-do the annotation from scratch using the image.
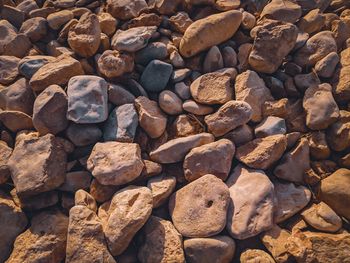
[135,42,168,65]
[183,139,235,182]
[97,50,134,78]
[179,10,242,57]
[59,171,91,193]
[0,110,33,132]
[150,133,214,163]
[169,11,193,34]
[294,31,337,67]
[298,9,325,34]
[308,131,330,160]
[170,50,185,68]
[66,205,116,263]
[255,116,287,137]
[135,96,167,138]
[294,71,320,92]
[190,72,232,105]
[203,46,224,73]
[98,12,117,36]
[140,60,173,92]
[111,26,157,52]
[11,189,59,211]
[274,182,311,223]
[159,90,182,115]
[6,210,68,263]
[260,0,302,23]
[47,10,74,30]
[147,174,176,208]
[103,104,138,142]
[89,179,118,203]
[224,124,254,146]
[18,55,54,79]
[171,68,191,83]
[107,0,148,20]
[0,191,27,263]
[138,216,185,263]
[314,51,339,78]
[87,142,144,185]
[29,54,84,92]
[241,11,256,30]
[5,78,34,115]
[66,123,102,146]
[236,135,287,170]
[108,84,135,106]
[32,85,68,135]
[183,100,214,115]
[326,113,350,152]
[0,142,12,184]
[287,231,350,263]
[235,70,273,122]
[67,75,108,124]
[204,100,252,137]
[274,138,310,183]
[19,17,47,42]
[249,19,298,74]
[226,165,275,240]
[303,83,339,130]
[184,236,235,263]
[68,13,101,57]
[301,202,342,233]
[240,249,275,263]
[101,186,152,256]
[8,134,66,197]
[222,46,237,68]
[0,56,20,85]
[318,168,350,220]
[149,0,181,14]
[332,48,350,102]
[170,114,204,138]
[74,189,97,212]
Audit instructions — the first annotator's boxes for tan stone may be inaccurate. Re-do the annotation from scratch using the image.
[170,114,204,138]
[260,0,302,23]
[0,110,33,132]
[147,174,176,207]
[74,189,97,212]
[98,12,117,36]
[47,10,73,30]
[308,131,330,160]
[240,249,275,263]
[326,117,350,152]
[0,142,11,184]
[107,0,148,20]
[0,55,20,85]
[97,50,134,78]
[159,90,183,115]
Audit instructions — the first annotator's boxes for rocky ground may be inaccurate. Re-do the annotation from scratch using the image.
[1,0,350,262]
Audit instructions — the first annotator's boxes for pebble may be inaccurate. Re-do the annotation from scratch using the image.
[19,17,47,42]
[183,100,214,115]
[222,46,237,68]
[314,51,339,78]
[174,82,191,100]
[108,84,135,106]
[135,42,168,65]
[140,60,173,92]
[203,46,224,73]
[159,90,183,115]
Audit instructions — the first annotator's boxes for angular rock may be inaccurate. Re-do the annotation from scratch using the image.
[75,189,98,212]
[224,124,253,146]
[0,110,33,132]
[236,135,287,170]
[59,171,91,193]
[169,11,193,34]
[89,179,118,203]
[0,55,20,85]
[226,165,275,240]
[255,116,287,137]
[183,139,235,182]
[47,10,73,30]
[19,17,47,42]
[240,249,275,263]
[67,75,108,124]
[5,78,34,115]
[260,0,302,23]
[98,12,117,36]
[87,142,144,185]
[0,142,12,184]
[332,47,350,102]
[97,50,134,78]
[326,115,350,152]
[169,174,230,237]
[66,123,102,146]
[314,51,339,78]
[150,133,214,163]
[147,174,176,208]
[107,0,148,20]
[18,55,55,79]
[108,84,135,106]
[140,60,173,92]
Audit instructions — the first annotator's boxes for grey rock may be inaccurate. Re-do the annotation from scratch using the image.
[255,116,287,138]
[140,60,173,92]
[135,42,168,65]
[66,123,102,147]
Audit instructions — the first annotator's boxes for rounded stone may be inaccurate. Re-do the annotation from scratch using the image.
[159,90,183,115]
[183,100,214,115]
[140,60,173,92]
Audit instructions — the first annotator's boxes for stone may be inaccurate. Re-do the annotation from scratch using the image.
[66,123,101,146]
[260,0,302,23]
[59,171,91,193]
[314,51,339,78]
[66,205,116,263]
[32,85,68,135]
[8,134,67,197]
[159,90,182,115]
[298,9,326,34]
[19,17,47,42]
[274,182,311,223]
[68,13,101,57]
[274,138,310,183]
[0,110,33,132]
[135,42,168,65]
[67,75,108,124]
[97,50,134,78]
[101,186,152,256]
[87,142,144,186]
[303,83,339,130]
[0,142,11,184]
[240,249,275,263]
[108,84,135,106]
[0,6,25,29]
[170,50,185,68]
[183,139,235,182]
[74,190,97,212]
[47,10,74,30]
[18,55,54,79]
[179,10,242,57]
[241,11,256,30]
[169,11,193,34]
[203,46,224,73]
[6,210,68,263]
[171,68,191,83]
[98,12,117,36]
[318,168,350,220]
[29,54,84,92]
[222,46,237,68]
[308,131,330,160]
[150,133,214,163]
[184,236,235,263]
[0,56,20,85]
[135,96,167,138]
[149,0,181,14]
[190,72,232,105]
[170,114,204,138]
[326,115,350,152]
[0,191,27,263]
[107,0,148,20]
[294,71,320,92]
[235,70,273,122]
[140,60,173,92]
[249,19,298,74]
[111,26,157,52]
[204,100,252,137]
[120,13,162,30]
[224,124,254,146]
[5,78,34,115]
[287,231,350,263]
[301,202,342,233]
[169,174,230,237]
[332,48,350,102]
[226,165,275,240]
[236,135,287,170]
[89,179,118,203]
[138,216,185,263]
[147,174,176,208]
[255,116,287,137]
[183,100,214,115]
[294,31,337,67]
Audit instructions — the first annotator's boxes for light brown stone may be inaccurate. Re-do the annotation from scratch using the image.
[0,110,33,132]
[0,55,20,85]
[107,0,148,20]
[147,174,176,208]
[240,249,275,263]
[260,0,302,23]
[97,50,134,78]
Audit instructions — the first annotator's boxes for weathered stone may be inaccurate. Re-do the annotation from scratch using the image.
[67,75,108,124]
[0,110,33,132]
[223,124,253,146]
[179,10,242,57]
[19,17,47,42]
[66,123,101,146]
[169,11,193,34]
[140,60,173,92]
[98,12,117,36]
[183,100,214,115]
[47,10,73,30]
[147,174,176,208]
[59,171,91,193]
[150,133,214,163]
[108,84,135,106]
[240,249,275,263]
[87,142,144,185]
[0,142,11,184]
[204,100,252,137]
[107,0,148,20]
[135,42,168,65]
[5,78,34,115]
[260,0,302,23]
[18,55,55,79]
[203,46,224,73]
[226,165,275,240]
[314,51,339,78]
[89,179,118,203]
[0,55,20,85]
[183,139,235,182]
[97,50,134,78]
[255,116,287,137]
[169,174,230,237]
[236,135,287,170]
[332,48,350,102]
[158,90,183,115]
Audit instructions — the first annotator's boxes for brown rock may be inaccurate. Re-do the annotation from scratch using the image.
[5,78,34,115]
[147,174,176,208]
[0,55,20,85]
[0,142,11,184]
[169,174,230,237]
[260,0,302,23]
[89,179,118,203]
[169,11,193,34]
[74,189,97,212]
[297,8,325,34]
[47,10,74,30]
[308,131,330,160]
[183,139,235,182]
[170,114,204,138]
[332,47,350,102]
[98,12,117,36]
[19,17,47,42]
[314,51,339,78]
[236,135,287,170]
[326,115,350,152]
[0,110,33,132]
[87,142,144,186]
[240,249,275,263]
[158,90,183,115]
[183,100,214,115]
[97,50,134,78]
[107,0,148,20]
[11,189,58,211]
